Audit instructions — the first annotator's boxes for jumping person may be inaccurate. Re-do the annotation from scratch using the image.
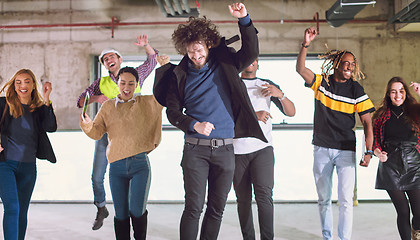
[372,77,420,240]
[76,35,158,230]
[81,66,162,239]
[234,58,295,240]
[153,3,266,239]
[0,69,57,240]
[296,26,375,240]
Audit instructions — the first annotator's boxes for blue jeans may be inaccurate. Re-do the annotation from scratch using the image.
[109,152,150,220]
[180,143,235,240]
[0,160,36,240]
[92,133,109,208]
[313,146,355,240]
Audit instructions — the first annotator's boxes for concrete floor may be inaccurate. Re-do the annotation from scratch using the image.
[0,201,400,240]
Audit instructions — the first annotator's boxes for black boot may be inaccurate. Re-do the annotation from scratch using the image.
[114,217,131,240]
[131,210,148,240]
[92,206,109,230]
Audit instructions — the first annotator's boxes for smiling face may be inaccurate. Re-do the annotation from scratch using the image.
[102,52,122,76]
[389,82,406,106]
[335,53,356,82]
[186,41,210,69]
[118,72,137,102]
[14,72,35,104]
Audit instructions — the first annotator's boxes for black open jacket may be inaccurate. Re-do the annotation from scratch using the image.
[153,20,266,143]
[0,97,57,163]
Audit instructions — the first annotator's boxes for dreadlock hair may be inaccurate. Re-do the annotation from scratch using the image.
[372,76,420,136]
[0,69,44,118]
[172,16,221,55]
[318,49,364,85]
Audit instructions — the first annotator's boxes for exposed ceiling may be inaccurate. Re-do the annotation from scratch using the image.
[390,0,420,32]
[325,0,377,27]
[390,0,420,23]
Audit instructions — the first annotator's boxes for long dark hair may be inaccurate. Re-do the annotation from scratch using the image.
[373,76,420,135]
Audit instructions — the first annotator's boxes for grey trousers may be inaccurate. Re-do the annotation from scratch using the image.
[233,146,275,240]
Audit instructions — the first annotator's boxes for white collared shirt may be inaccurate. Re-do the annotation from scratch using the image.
[114,93,141,107]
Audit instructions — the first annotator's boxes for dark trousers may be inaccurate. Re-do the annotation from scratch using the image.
[233,146,275,240]
[180,143,235,240]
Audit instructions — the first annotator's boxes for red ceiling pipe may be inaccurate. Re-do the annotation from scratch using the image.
[0,18,387,30]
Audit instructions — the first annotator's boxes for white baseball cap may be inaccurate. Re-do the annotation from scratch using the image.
[99,48,122,65]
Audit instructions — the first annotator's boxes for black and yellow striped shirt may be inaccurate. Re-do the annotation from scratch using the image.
[305,74,375,151]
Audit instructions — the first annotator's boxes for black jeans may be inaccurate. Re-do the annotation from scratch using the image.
[233,146,274,240]
[179,143,235,240]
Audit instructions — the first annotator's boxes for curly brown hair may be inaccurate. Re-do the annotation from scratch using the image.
[318,49,364,85]
[373,76,420,135]
[172,16,221,55]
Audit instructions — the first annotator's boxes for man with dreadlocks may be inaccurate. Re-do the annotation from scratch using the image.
[296,26,375,240]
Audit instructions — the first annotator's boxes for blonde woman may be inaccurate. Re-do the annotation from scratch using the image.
[0,69,57,240]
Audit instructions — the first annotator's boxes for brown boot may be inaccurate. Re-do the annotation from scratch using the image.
[412,227,420,240]
[92,206,109,230]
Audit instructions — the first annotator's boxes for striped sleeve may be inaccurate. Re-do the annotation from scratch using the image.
[304,74,321,92]
[136,49,158,88]
[354,82,375,115]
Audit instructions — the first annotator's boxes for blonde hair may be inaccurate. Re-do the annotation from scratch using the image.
[318,49,364,85]
[0,69,44,118]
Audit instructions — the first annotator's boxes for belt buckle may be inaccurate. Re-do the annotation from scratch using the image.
[210,139,219,148]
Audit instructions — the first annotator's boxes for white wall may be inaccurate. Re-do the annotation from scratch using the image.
[0,0,418,129]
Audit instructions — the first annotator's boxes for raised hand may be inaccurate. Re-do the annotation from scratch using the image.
[228,3,247,18]
[303,27,317,45]
[410,82,420,97]
[43,81,52,105]
[134,34,149,47]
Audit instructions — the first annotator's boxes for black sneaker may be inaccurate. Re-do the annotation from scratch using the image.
[92,206,109,230]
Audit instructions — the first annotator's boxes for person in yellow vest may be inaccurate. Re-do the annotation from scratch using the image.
[76,34,158,230]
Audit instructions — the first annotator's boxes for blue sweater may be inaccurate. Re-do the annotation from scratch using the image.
[6,105,38,162]
[184,57,234,139]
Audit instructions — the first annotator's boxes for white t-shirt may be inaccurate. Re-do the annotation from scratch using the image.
[233,78,273,154]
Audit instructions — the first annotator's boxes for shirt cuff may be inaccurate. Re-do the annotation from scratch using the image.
[189,120,198,132]
[238,14,251,26]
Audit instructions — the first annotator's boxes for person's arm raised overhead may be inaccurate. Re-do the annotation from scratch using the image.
[296,27,317,84]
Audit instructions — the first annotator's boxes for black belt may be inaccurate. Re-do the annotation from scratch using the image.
[185,138,233,148]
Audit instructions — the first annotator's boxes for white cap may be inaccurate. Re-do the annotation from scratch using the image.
[99,48,122,65]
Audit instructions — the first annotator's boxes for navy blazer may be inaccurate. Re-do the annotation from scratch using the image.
[0,97,57,163]
[153,20,267,143]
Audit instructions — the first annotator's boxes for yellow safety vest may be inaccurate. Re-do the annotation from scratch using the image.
[99,76,141,99]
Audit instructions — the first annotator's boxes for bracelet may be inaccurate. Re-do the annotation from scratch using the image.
[280,95,286,101]
[364,150,374,156]
[301,43,310,48]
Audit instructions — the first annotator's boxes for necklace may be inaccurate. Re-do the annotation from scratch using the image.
[391,110,404,119]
